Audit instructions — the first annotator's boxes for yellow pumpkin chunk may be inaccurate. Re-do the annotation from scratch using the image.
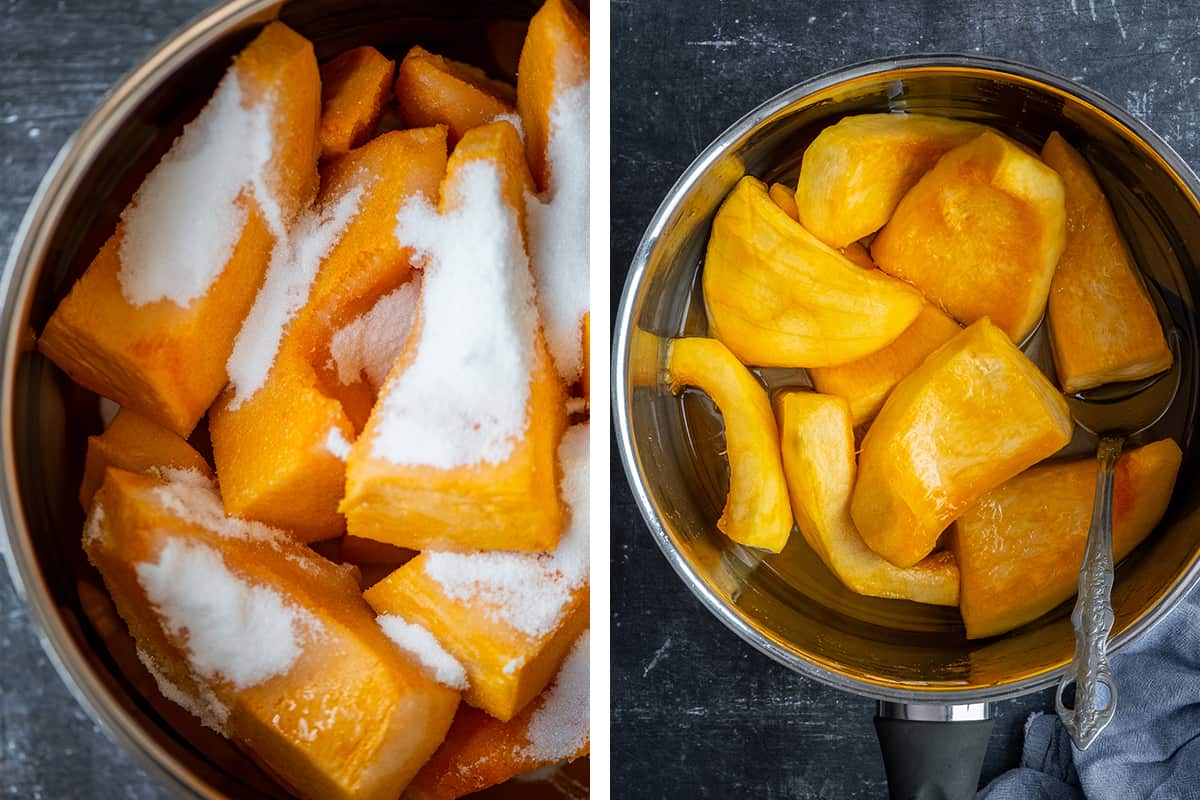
[406,632,589,800]
[954,439,1181,639]
[702,176,923,368]
[840,240,875,270]
[1041,132,1172,393]
[809,304,962,426]
[79,408,212,509]
[85,468,459,800]
[795,113,983,248]
[318,45,396,157]
[666,337,793,552]
[851,319,1073,567]
[395,45,516,146]
[777,391,959,605]
[768,181,799,220]
[340,122,567,553]
[39,22,321,437]
[872,130,1067,343]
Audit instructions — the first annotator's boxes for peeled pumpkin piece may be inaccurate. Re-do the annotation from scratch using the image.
[84,468,460,800]
[851,318,1074,568]
[1041,132,1172,393]
[872,130,1067,343]
[394,45,516,146]
[809,303,962,426]
[954,439,1181,639]
[702,176,924,368]
[318,46,396,157]
[776,391,959,605]
[666,337,793,553]
[795,113,983,248]
[340,122,567,553]
[406,632,589,800]
[79,408,213,509]
[39,22,320,437]
[209,127,447,543]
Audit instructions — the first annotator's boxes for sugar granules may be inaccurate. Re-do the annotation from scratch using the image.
[377,614,468,690]
[520,630,589,762]
[421,423,589,638]
[375,160,537,469]
[324,427,352,461]
[328,276,421,389]
[118,68,283,307]
[526,78,589,383]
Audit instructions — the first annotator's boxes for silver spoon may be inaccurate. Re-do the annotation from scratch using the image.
[1055,330,1182,749]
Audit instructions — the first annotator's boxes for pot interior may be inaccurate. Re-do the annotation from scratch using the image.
[619,61,1200,699]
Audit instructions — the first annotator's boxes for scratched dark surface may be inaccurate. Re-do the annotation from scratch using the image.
[610,1,1200,799]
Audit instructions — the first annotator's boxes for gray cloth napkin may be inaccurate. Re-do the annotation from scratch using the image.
[979,587,1200,800]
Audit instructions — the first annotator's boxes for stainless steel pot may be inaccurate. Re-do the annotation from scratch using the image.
[0,0,586,797]
[613,55,1200,797]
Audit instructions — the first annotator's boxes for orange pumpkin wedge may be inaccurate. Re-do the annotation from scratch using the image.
[394,45,516,146]
[851,318,1073,567]
[318,46,396,158]
[340,121,567,553]
[1041,132,1172,393]
[39,22,321,437]
[954,439,1181,638]
[666,337,793,553]
[776,391,959,605]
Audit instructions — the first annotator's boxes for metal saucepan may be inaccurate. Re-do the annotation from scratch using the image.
[0,0,586,796]
[613,54,1200,797]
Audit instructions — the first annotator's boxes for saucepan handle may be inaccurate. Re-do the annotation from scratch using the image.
[873,701,994,800]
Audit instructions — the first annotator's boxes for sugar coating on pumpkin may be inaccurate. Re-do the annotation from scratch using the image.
[377,161,536,468]
[520,630,588,762]
[136,538,322,689]
[526,79,589,382]
[149,468,286,545]
[329,277,421,388]
[324,427,352,461]
[136,646,229,733]
[226,181,368,408]
[422,423,588,638]
[377,614,468,689]
[118,69,283,307]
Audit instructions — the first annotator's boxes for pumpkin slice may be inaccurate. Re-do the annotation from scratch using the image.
[809,303,962,426]
[795,113,983,248]
[406,631,589,800]
[851,319,1073,567]
[39,22,321,437]
[79,408,212,509]
[84,467,459,800]
[209,127,446,542]
[840,240,875,270]
[363,423,588,722]
[666,337,793,553]
[702,176,924,368]
[1041,132,1172,393]
[394,45,516,146]
[872,130,1067,343]
[776,391,959,605]
[768,181,799,220]
[341,121,567,553]
[318,46,396,158]
[954,439,1181,638]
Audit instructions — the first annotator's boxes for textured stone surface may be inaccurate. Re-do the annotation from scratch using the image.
[611,0,1200,797]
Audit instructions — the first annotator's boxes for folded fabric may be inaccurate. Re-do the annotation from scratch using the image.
[979,586,1200,799]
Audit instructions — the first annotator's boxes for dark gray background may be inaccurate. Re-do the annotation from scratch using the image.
[611,1,1200,798]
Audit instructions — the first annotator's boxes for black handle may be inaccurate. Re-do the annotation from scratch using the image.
[874,715,994,800]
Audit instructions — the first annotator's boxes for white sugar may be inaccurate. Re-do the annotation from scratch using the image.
[520,630,589,762]
[149,472,286,546]
[492,112,525,141]
[329,277,421,389]
[118,68,283,307]
[376,161,537,468]
[377,614,467,690]
[325,427,352,461]
[137,538,321,689]
[226,183,366,408]
[422,423,589,638]
[526,79,589,382]
[136,647,229,733]
[83,504,105,546]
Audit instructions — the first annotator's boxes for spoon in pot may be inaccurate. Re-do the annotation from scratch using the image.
[1055,330,1182,750]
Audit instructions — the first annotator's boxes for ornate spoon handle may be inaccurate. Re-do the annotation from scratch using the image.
[1056,435,1122,749]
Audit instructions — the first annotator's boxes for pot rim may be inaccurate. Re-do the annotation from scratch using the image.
[611,52,1200,705]
[1,0,284,795]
